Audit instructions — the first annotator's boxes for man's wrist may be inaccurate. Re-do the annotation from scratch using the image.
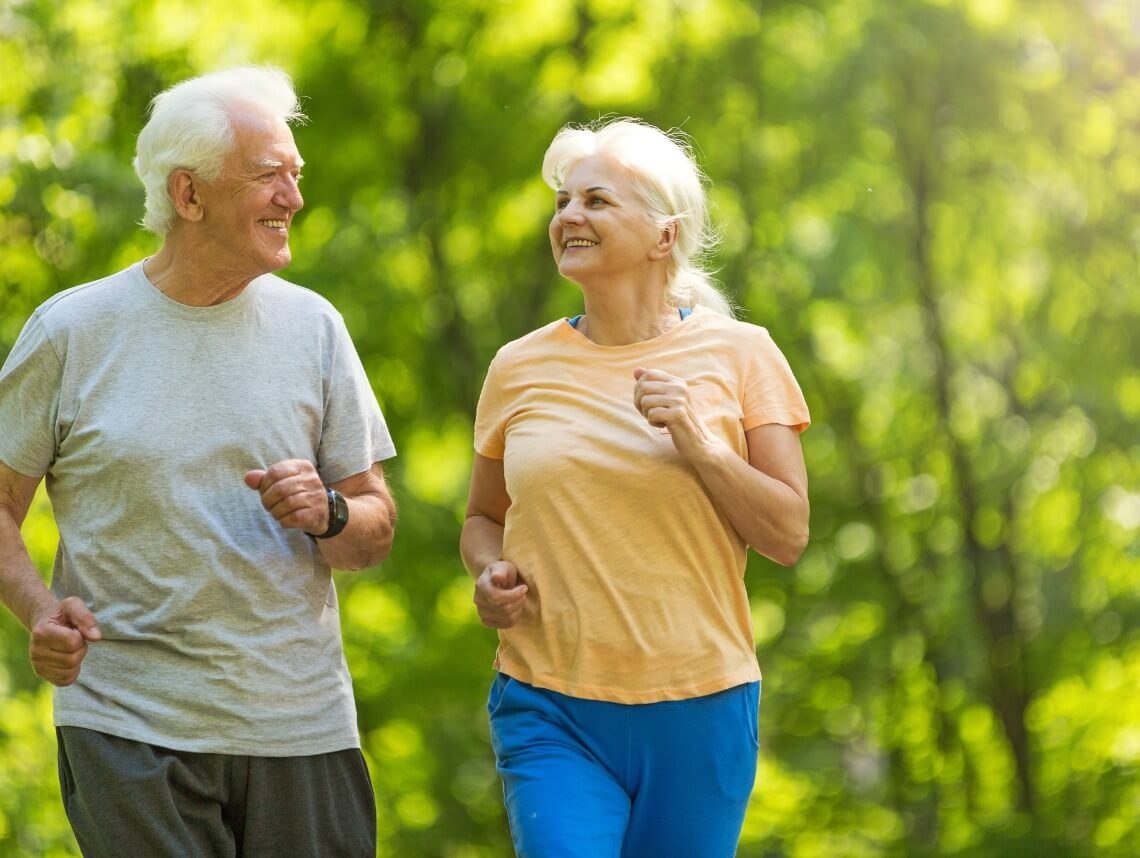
[310,488,349,539]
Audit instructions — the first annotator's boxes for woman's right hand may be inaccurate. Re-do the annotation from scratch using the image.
[474,561,528,629]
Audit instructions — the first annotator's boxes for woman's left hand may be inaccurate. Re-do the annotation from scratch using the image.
[632,367,716,462]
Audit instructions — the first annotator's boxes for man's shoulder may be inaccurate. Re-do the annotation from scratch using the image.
[32,265,141,331]
[255,273,342,319]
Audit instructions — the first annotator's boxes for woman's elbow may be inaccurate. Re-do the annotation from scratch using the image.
[769,506,810,567]
[777,524,810,566]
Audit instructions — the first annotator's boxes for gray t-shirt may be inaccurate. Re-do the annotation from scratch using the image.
[0,261,396,756]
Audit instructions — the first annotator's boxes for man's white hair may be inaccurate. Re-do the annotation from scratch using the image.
[133,65,305,235]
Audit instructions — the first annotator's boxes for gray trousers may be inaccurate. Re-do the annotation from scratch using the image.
[57,727,377,857]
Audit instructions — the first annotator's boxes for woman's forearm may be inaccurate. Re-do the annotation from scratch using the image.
[460,514,505,578]
[689,437,809,566]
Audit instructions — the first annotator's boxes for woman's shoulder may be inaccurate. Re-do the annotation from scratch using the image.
[493,317,572,363]
[690,305,776,343]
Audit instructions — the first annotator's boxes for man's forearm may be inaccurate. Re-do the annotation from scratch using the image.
[315,491,397,571]
[0,509,56,631]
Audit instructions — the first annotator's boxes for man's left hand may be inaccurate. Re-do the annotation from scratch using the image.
[244,459,329,535]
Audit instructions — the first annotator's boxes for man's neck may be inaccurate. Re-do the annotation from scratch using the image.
[142,242,256,307]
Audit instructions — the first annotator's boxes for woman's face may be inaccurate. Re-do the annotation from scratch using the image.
[548,154,667,285]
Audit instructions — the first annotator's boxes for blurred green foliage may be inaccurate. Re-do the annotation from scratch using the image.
[2,0,1138,855]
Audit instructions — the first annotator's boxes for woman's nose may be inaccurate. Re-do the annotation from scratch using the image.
[557,203,583,223]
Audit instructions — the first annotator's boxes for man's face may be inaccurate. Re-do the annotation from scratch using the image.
[196,110,305,279]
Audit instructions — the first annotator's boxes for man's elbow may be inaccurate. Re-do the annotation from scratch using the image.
[336,502,396,571]
[360,509,397,569]
[334,536,393,572]
[370,522,396,567]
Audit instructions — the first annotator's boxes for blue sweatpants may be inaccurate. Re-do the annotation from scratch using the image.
[487,673,760,858]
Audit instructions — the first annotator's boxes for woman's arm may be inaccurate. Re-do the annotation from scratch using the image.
[633,368,809,565]
[461,453,528,628]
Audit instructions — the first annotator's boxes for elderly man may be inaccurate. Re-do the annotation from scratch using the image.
[0,66,395,856]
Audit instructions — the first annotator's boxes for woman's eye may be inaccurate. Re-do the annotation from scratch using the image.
[555,199,568,210]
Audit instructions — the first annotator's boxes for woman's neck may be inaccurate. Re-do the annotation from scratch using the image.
[577,292,680,346]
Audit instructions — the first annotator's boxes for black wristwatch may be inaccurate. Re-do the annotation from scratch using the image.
[311,488,349,539]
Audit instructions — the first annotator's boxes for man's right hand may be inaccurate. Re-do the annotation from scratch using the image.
[29,597,101,687]
[473,562,528,629]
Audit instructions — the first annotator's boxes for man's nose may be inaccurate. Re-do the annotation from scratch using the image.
[276,176,304,211]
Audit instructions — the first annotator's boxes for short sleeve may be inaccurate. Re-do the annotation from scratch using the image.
[316,313,396,484]
[741,327,810,433]
[0,315,63,477]
[473,354,507,460]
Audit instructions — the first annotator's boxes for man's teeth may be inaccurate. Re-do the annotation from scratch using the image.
[260,219,287,229]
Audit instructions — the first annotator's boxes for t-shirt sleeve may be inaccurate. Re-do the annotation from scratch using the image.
[316,314,396,484]
[473,353,507,460]
[0,315,63,477]
[741,327,811,433]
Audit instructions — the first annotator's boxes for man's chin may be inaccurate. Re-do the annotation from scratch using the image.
[265,248,292,272]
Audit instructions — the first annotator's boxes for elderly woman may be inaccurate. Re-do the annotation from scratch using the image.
[461,118,811,856]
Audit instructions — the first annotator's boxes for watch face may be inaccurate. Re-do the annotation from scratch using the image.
[313,488,349,539]
[332,490,349,525]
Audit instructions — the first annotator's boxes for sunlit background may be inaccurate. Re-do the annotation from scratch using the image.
[2,0,1138,855]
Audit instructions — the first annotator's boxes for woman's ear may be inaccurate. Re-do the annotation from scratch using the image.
[168,169,205,223]
[650,220,678,260]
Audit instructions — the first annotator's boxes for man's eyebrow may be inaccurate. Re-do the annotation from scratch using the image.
[253,157,305,170]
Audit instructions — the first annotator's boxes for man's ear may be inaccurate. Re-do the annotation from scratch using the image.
[650,220,678,260]
[169,170,204,222]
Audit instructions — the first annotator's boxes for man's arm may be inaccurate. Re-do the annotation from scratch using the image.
[245,459,396,571]
[0,462,53,628]
[0,460,101,685]
[320,462,397,570]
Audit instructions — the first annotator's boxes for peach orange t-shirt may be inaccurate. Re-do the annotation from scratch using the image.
[473,306,809,703]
